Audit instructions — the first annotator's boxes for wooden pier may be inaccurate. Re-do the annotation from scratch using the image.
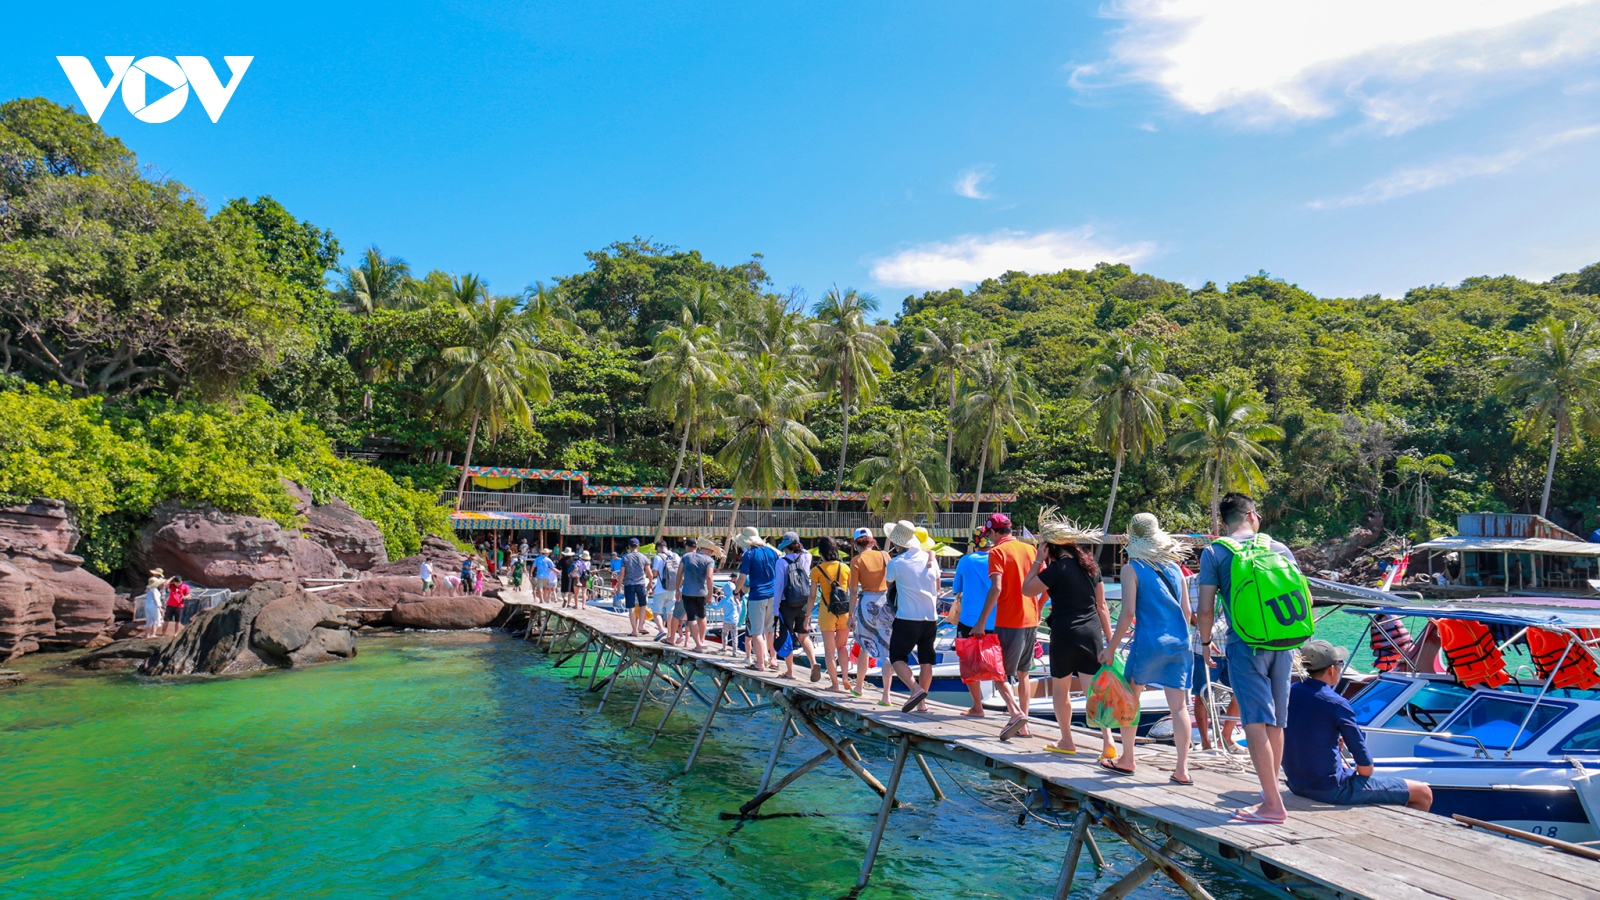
[514,600,1600,899]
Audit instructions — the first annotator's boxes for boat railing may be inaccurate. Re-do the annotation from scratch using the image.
[1362,725,1492,759]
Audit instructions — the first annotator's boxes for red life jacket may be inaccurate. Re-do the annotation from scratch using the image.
[1370,614,1416,672]
[1527,628,1600,691]
[1436,618,1511,689]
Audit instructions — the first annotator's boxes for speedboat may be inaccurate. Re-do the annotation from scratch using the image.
[1342,602,1600,843]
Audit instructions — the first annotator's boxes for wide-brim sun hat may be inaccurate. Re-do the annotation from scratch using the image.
[580,551,591,560]
[1125,512,1188,565]
[912,525,937,551]
[696,536,726,558]
[148,568,165,578]
[1037,506,1104,546]
[734,526,767,549]
[884,520,926,551]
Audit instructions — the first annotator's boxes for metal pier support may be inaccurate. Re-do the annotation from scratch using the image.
[684,671,731,773]
[1097,811,1215,900]
[1054,810,1092,900]
[597,649,634,713]
[649,663,694,748]
[913,752,944,801]
[758,709,795,795]
[628,653,662,727]
[858,734,911,889]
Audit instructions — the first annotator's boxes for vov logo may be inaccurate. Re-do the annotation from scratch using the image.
[57,56,253,124]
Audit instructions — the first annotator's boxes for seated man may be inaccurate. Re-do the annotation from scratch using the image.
[1284,640,1432,811]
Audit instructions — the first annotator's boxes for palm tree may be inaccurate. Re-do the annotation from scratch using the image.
[1169,386,1285,533]
[431,295,556,508]
[1496,316,1600,518]
[915,317,992,472]
[954,352,1040,533]
[643,303,729,542]
[715,355,823,549]
[1075,334,1181,531]
[339,246,415,315]
[523,282,580,337]
[852,416,951,522]
[739,293,812,364]
[812,287,894,501]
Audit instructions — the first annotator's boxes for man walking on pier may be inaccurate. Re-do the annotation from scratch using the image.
[734,527,779,671]
[970,513,1041,740]
[678,538,716,652]
[884,521,941,712]
[621,538,653,636]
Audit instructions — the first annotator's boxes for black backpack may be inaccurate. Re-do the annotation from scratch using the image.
[818,563,849,615]
[782,554,811,607]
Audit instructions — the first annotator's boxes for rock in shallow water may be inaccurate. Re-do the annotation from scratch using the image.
[140,582,357,676]
[71,637,171,670]
[390,595,504,629]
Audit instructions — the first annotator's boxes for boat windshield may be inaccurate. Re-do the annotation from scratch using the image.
[1437,694,1572,751]
[1351,679,1407,726]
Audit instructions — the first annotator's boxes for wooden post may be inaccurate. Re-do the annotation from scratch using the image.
[649,663,695,748]
[739,746,834,816]
[913,753,944,801]
[685,670,731,773]
[772,692,896,803]
[597,649,634,712]
[1053,810,1091,900]
[587,645,610,691]
[858,734,911,889]
[1097,812,1214,900]
[628,652,662,727]
[1095,838,1181,900]
[758,708,795,795]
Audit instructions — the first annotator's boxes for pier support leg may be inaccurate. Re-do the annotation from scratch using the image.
[1095,839,1181,900]
[554,635,591,669]
[758,709,795,795]
[913,753,944,801]
[772,692,897,805]
[685,671,731,773]
[739,745,835,816]
[1097,813,1214,900]
[587,645,610,691]
[858,734,911,889]
[1085,830,1106,870]
[575,638,591,678]
[628,653,662,727]
[649,664,695,748]
[1054,811,1091,900]
[597,649,634,712]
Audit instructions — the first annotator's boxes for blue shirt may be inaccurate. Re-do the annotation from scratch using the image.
[739,545,779,601]
[952,551,995,629]
[534,556,556,578]
[1197,532,1296,645]
[1283,678,1372,794]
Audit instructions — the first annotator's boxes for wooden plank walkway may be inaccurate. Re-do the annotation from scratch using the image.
[516,599,1600,900]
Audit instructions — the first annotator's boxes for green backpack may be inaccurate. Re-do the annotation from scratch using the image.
[1215,535,1314,651]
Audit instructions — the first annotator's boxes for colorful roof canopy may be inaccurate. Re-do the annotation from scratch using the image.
[449,511,570,531]
[459,465,1014,503]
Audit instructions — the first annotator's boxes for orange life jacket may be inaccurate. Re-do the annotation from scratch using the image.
[1436,618,1511,689]
[1527,628,1600,691]
[1370,614,1416,672]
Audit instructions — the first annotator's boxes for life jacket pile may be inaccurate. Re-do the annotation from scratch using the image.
[1370,614,1416,672]
[1436,618,1511,689]
[1527,628,1600,691]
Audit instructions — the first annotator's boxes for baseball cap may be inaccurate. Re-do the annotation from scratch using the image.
[986,513,1012,531]
[777,531,800,550]
[1299,639,1348,670]
[853,527,873,541]
[627,537,640,548]
[684,537,698,548]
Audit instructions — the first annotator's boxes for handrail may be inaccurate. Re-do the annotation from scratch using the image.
[1361,725,1491,759]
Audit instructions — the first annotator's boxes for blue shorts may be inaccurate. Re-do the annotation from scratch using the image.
[1192,653,1230,696]
[1291,773,1411,807]
[623,584,650,608]
[1226,639,1292,728]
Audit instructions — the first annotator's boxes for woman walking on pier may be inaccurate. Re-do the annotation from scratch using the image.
[1022,511,1115,758]
[811,537,852,692]
[1103,512,1194,784]
[848,527,895,703]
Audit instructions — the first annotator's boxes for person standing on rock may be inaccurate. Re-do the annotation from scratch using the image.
[141,570,166,638]
[420,558,435,594]
[460,555,475,596]
[163,577,189,636]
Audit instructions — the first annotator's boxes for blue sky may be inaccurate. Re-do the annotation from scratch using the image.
[6,1,1600,304]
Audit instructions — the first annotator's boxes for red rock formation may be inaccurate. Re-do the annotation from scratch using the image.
[130,504,302,589]
[390,595,504,629]
[0,499,116,661]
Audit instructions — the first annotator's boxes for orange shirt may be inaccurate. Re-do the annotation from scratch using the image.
[987,537,1043,628]
[851,548,889,593]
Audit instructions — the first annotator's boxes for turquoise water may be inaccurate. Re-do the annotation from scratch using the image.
[1,632,1269,900]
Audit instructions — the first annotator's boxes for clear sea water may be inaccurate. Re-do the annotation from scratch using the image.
[0,631,1287,900]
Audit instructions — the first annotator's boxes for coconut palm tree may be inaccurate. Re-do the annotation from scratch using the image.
[1169,386,1285,533]
[812,287,894,501]
[740,293,812,364]
[715,355,823,549]
[915,317,993,472]
[523,281,581,337]
[852,415,951,522]
[431,295,556,508]
[1075,334,1181,531]
[644,303,729,542]
[339,246,415,315]
[954,352,1040,533]
[1496,315,1600,518]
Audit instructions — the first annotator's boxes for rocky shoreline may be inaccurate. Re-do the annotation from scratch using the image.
[0,491,502,678]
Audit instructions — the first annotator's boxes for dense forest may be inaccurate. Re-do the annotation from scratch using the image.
[4,97,1599,569]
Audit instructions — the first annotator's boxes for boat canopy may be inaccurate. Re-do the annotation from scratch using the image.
[1347,603,1600,631]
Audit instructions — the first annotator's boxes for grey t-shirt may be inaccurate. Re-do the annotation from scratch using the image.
[1197,532,1296,645]
[622,550,652,586]
[679,551,716,597]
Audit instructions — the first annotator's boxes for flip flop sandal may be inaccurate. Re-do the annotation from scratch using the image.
[900,691,928,713]
[1043,746,1077,756]
[1228,810,1287,825]
[1169,775,1195,786]
[999,717,1028,742]
[810,661,824,683]
[1098,759,1136,776]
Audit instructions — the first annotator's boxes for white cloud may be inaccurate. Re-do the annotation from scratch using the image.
[869,228,1156,290]
[1311,124,1600,207]
[954,165,993,199]
[1081,0,1600,131]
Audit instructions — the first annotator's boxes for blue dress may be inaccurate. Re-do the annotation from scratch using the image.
[1123,559,1192,690]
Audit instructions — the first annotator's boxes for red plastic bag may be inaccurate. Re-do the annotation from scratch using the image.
[955,634,1005,684]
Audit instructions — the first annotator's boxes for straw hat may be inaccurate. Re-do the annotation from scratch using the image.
[1037,507,1103,546]
[148,568,165,578]
[733,526,768,549]
[1125,512,1187,565]
[883,520,933,551]
[695,536,726,558]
